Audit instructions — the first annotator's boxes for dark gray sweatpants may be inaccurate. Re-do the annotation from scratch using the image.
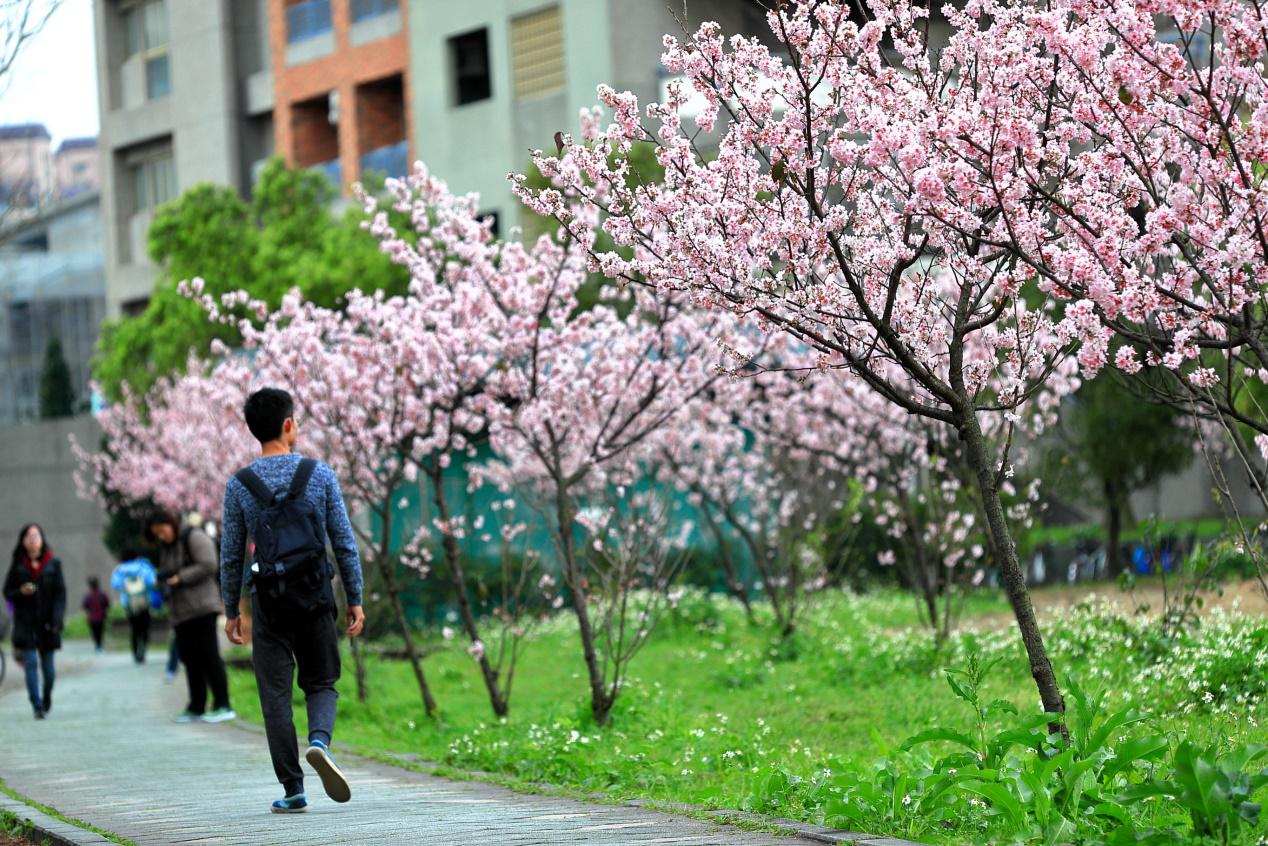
[251,595,341,796]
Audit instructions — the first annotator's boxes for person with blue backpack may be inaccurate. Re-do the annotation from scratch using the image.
[110,549,159,663]
[220,387,365,815]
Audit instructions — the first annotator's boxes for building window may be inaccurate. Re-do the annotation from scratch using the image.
[1158,27,1212,68]
[351,0,397,23]
[511,6,564,99]
[123,0,170,99]
[122,297,150,318]
[129,151,176,212]
[449,28,492,106]
[287,0,333,44]
[481,210,501,238]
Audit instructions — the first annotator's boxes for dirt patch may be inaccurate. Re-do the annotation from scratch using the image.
[971,577,1268,630]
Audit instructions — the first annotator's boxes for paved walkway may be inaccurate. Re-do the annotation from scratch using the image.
[0,646,887,846]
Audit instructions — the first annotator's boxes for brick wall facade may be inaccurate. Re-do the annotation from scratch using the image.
[357,76,406,153]
[268,0,413,190]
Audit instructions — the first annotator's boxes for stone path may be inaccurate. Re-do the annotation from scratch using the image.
[0,646,901,846]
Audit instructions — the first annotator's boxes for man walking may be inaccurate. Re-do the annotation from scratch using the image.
[220,387,365,814]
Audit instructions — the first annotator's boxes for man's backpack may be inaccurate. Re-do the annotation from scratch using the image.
[235,458,334,621]
[123,575,150,615]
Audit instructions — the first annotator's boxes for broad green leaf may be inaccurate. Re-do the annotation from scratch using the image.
[902,728,979,753]
[959,780,1028,829]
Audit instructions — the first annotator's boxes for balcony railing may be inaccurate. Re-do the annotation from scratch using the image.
[359,141,407,181]
[311,158,342,188]
[287,0,332,43]
[351,0,397,23]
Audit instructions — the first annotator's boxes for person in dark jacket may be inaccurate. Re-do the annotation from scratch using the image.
[146,511,234,724]
[82,576,110,654]
[3,524,67,719]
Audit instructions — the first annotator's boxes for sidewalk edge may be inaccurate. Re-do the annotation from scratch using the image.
[0,792,119,846]
[220,721,930,846]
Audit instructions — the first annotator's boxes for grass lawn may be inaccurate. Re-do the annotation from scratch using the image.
[225,582,1268,844]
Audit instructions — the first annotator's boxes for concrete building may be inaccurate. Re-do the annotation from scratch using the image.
[407,0,772,231]
[93,0,274,318]
[52,137,101,199]
[268,0,411,190]
[0,124,54,217]
[0,192,105,424]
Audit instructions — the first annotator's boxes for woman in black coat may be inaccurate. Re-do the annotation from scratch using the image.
[2,524,66,719]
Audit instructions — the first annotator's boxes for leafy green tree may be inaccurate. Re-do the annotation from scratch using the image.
[94,158,410,401]
[38,336,76,418]
[1046,373,1193,574]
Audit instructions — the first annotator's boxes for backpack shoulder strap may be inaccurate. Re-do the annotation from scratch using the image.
[287,458,317,501]
[235,467,274,504]
[180,526,198,563]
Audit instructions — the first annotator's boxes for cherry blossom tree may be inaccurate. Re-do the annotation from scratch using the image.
[756,365,1049,644]
[659,376,847,641]
[926,0,1268,585]
[353,168,554,717]
[475,235,734,724]
[514,2,1081,719]
[71,355,256,521]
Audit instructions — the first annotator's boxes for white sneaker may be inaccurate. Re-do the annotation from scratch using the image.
[201,708,237,723]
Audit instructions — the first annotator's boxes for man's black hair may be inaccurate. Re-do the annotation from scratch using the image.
[243,387,295,444]
[119,547,140,562]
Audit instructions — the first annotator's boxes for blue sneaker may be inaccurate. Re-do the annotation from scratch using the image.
[271,794,308,814]
[304,740,351,803]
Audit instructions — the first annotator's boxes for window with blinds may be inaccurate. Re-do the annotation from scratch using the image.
[511,6,564,99]
[122,0,170,98]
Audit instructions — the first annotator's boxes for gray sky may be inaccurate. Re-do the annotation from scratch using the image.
[1,0,98,146]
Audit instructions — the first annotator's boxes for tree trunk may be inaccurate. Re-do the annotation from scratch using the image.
[375,507,438,717]
[700,503,756,624]
[376,555,438,716]
[555,486,614,725]
[335,588,369,701]
[429,466,508,717]
[1105,480,1125,577]
[958,407,1066,731]
[898,488,941,638]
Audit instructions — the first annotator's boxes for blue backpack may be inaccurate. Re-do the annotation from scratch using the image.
[235,458,335,620]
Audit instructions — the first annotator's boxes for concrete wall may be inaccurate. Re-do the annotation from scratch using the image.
[409,0,616,226]
[603,0,771,109]
[0,416,111,602]
[96,0,268,317]
[408,0,777,228]
[1129,452,1263,524]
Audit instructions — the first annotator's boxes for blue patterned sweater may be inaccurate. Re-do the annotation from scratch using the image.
[219,453,364,618]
